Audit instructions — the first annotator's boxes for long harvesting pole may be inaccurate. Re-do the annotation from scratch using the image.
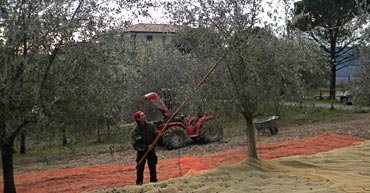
[136,56,224,167]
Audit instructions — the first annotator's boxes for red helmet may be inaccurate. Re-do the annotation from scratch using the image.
[133,111,143,120]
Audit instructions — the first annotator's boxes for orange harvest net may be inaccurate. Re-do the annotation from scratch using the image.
[0,132,365,193]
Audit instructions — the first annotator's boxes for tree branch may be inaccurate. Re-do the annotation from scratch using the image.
[9,118,33,142]
[39,0,85,102]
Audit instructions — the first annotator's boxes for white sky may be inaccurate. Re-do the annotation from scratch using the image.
[128,0,294,27]
[111,0,294,28]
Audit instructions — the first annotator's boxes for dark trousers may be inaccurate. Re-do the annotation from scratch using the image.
[136,150,157,184]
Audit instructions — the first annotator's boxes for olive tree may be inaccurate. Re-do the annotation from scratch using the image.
[351,47,370,106]
[124,44,214,119]
[350,2,370,107]
[164,0,326,159]
[40,36,132,145]
[0,0,149,191]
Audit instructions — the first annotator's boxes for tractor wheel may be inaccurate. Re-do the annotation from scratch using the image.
[162,126,187,150]
[199,120,224,143]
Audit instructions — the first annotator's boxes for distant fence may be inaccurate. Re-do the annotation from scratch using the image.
[315,89,346,100]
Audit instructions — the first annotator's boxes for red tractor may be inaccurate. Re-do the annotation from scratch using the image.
[143,92,224,150]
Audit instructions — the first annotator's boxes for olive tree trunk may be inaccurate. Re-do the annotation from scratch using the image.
[242,112,258,159]
[0,109,16,193]
[1,140,16,193]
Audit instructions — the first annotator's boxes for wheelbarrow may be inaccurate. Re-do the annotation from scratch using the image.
[253,115,279,135]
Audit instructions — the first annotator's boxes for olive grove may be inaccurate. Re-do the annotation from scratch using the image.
[2,0,360,192]
[0,0,156,192]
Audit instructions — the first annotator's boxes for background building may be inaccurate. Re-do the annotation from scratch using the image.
[124,23,178,50]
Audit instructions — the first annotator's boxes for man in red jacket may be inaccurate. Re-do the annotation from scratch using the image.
[131,111,158,185]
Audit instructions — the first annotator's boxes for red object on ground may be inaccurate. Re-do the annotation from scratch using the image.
[0,133,365,193]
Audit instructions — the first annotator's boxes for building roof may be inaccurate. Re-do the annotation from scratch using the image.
[124,23,178,33]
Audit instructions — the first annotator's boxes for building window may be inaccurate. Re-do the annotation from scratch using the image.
[162,36,166,47]
[146,35,153,42]
[129,34,136,49]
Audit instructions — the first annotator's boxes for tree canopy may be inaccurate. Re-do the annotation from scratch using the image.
[0,0,137,192]
[293,0,370,100]
[164,0,326,158]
